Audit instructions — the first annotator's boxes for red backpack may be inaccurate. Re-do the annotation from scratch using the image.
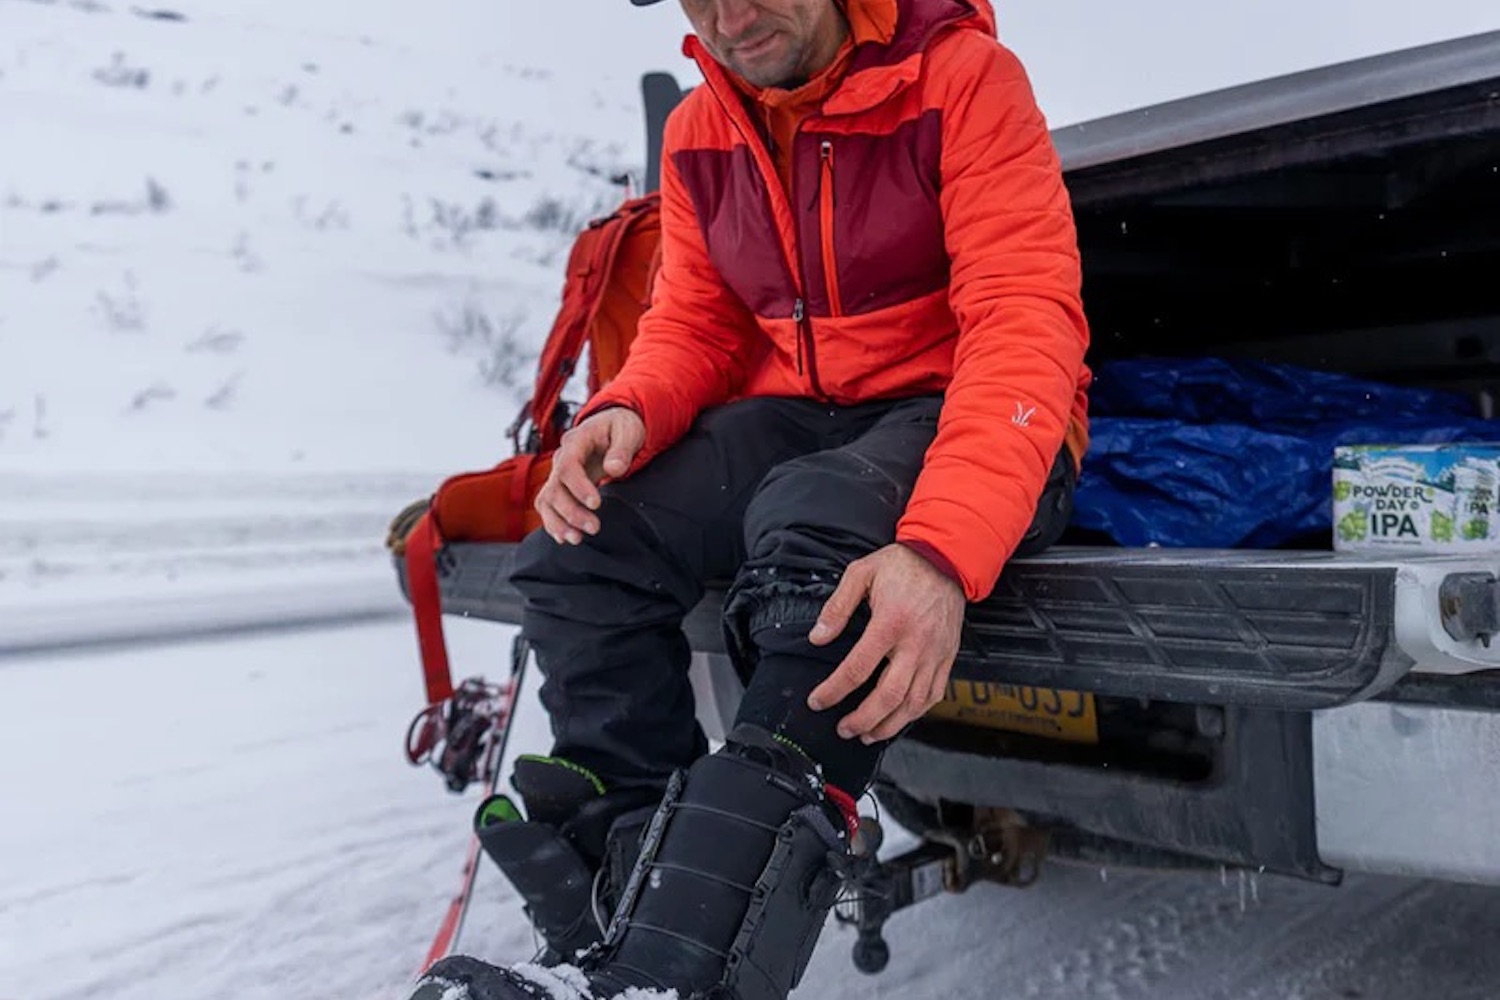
[392,192,662,712]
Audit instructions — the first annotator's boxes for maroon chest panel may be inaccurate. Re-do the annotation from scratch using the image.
[797,109,949,317]
[672,145,797,319]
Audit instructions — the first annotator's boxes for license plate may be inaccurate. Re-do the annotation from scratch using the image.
[927,680,1099,744]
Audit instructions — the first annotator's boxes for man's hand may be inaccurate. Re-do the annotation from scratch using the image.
[535,408,646,545]
[806,544,966,744]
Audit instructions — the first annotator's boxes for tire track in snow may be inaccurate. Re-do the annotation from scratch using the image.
[1215,876,1500,1000]
[0,473,428,654]
[796,861,1500,1000]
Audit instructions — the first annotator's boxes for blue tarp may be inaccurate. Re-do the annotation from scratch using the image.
[1072,359,1500,548]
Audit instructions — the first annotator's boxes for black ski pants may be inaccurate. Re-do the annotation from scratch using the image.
[510,395,1073,796]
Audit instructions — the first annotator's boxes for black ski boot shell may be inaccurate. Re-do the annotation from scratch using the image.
[410,725,853,1000]
[475,758,658,965]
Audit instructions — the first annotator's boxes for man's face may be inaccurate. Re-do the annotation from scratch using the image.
[680,0,844,88]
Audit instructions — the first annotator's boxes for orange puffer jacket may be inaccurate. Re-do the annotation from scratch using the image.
[579,0,1092,602]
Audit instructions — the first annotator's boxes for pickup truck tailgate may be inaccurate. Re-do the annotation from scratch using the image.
[397,544,1500,710]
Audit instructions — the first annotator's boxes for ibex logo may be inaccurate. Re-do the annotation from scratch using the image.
[1012,402,1036,428]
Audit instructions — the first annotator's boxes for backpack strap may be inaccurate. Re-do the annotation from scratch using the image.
[404,452,546,708]
[404,510,455,706]
[411,193,659,716]
[511,195,660,454]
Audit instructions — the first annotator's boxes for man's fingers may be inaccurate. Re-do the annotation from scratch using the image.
[546,488,597,544]
[809,562,872,646]
[535,492,567,543]
[529,410,646,547]
[926,668,951,714]
[836,647,919,743]
[864,656,943,743]
[534,445,599,545]
[599,411,644,478]
[807,623,891,712]
[603,440,635,478]
[534,488,579,544]
[556,461,602,528]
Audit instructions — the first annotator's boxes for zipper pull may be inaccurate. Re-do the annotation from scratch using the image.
[820,140,835,207]
[809,140,834,210]
[793,298,805,374]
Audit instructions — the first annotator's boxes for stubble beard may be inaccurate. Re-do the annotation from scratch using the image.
[723,32,815,89]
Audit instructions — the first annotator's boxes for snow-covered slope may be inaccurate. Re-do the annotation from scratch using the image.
[0,0,687,621]
[5,0,1499,476]
[0,0,688,474]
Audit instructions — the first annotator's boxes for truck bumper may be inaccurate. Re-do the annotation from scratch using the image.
[878,694,1500,888]
[1314,700,1500,886]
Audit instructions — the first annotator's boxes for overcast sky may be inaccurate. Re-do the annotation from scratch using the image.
[538,0,1500,127]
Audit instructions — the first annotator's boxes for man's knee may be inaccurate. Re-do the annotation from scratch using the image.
[511,522,563,588]
[722,453,891,674]
[1014,448,1077,559]
[511,497,698,630]
[742,449,908,569]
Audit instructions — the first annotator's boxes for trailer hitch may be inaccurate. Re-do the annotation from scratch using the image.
[835,808,1049,974]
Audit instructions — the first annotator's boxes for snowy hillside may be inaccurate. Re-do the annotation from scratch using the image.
[4,0,1498,475]
[0,0,688,474]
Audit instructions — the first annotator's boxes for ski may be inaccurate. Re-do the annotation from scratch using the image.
[411,637,533,973]
[641,71,686,195]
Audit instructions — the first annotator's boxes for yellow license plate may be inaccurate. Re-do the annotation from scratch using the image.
[927,680,1099,744]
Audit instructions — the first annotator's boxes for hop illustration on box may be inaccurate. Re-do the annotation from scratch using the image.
[1332,444,1500,551]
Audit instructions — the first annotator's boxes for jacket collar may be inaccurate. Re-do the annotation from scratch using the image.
[685,0,989,120]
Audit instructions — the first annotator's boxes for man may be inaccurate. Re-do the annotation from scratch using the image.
[411,0,1090,996]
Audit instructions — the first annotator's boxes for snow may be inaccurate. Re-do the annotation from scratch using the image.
[5,2,1500,999]
[7,620,1500,1000]
[0,471,427,650]
[512,962,593,1000]
[0,619,480,1000]
[5,0,1499,473]
[0,0,688,475]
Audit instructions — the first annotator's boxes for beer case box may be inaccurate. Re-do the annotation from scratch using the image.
[1332,443,1500,552]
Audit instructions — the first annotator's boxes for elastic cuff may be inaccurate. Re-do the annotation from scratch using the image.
[898,539,965,593]
[571,400,633,427]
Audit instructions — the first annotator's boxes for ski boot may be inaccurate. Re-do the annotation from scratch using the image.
[475,755,660,965]
[411,724,856,1000]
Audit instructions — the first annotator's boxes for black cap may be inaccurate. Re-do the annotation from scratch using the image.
[630,0,668,5]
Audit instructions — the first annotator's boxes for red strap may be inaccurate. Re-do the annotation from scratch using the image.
[404,511,454,706]
[825,784,861,840]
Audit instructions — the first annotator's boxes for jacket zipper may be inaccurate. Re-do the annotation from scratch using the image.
[798,298,823,395]
[794,298,806,375]
[691,59,826,397]
[789,131,824,396]
[818,140,844,318]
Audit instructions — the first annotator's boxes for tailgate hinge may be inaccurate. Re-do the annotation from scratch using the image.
[1440,573,1500,647]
